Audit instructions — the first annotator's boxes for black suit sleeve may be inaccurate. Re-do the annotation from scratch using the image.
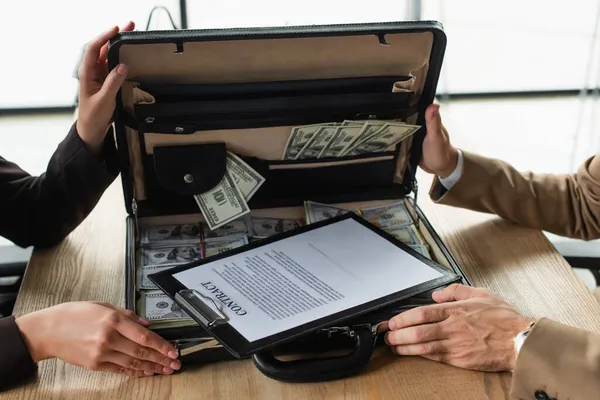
[0,316,37,390]
[0,123,120,389]
[0,122,119,248]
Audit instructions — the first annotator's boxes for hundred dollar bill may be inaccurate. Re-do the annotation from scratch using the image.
[409,244,431,259]
[341,120,365,127]
[226,152,265,200]
[194,171,250,231]
[384,225,423,246]
[340,120,387,156]
[346,123,420,156]
[359,201,413,228]
[305,200,353,224]
[201,216,252,239]
[282,124,331,160]
[142,291,192,321]
[138,264,177,290]
[141,244,202,267]
[139,236,249,289]
[319,126,363,158]
[251,217,304,238]
[204,235,249,257]
[140,223,201,245]
[295,126,325,160]
[296,126,340,159]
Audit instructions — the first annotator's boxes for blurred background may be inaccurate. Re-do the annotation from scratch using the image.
[0,0,599,312]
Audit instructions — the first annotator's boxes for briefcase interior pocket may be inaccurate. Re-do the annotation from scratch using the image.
[144,143,401,209]
[133,91,414,133]
[135,75,416,103]
[242,153,401,207]
[136,118,417,207]
[152,143,228,197]
[124,73,420,205]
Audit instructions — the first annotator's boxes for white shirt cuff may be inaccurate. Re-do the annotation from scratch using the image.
[438,149,464,190]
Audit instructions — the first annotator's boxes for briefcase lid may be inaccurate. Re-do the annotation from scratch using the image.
[108,21,446,217]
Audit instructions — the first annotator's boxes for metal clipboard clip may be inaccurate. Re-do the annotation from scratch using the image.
[175,289,229,328]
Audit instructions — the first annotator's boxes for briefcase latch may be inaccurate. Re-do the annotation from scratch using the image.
[323,323,376,341]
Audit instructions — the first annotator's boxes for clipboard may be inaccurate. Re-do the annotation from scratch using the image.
[149,213,460,359]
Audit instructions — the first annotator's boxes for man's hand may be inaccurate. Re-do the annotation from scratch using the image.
[76,22,135,154]
[381,284,533,371]
[15,302,181,377]
[420,104,459,178]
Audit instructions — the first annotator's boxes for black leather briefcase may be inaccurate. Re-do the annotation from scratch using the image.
[109,20,470,382]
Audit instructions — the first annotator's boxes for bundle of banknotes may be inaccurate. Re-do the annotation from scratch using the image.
[282,120,421,160]
[304,200,430,258]
[138,200,429,325]
[193,120,420,234]
[137,215,304,328]
[193,151,266,232]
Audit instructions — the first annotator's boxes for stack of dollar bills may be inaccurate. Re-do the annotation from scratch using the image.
[138,201,429,326]
[192,120,419,233]
[137,216,304,327]
[282,120,420,160]
[304,200,431,258]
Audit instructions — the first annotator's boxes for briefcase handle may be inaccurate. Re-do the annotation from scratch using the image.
[251,325,374,382]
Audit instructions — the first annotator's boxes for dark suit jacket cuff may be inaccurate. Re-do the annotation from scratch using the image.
[59,123,120,184]
[0,316,37,389]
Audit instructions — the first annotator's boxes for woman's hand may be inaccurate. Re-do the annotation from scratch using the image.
[16,301,181,377]
[76,22,135,153]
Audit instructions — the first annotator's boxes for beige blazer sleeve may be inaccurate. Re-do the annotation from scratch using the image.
[511,318,600,400]
[430,151,600,399]
[431,151,600,240]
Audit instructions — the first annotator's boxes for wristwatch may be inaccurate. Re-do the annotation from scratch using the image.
[514,321,536,355]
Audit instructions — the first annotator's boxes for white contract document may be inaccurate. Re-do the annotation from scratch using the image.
[173,218,443,342]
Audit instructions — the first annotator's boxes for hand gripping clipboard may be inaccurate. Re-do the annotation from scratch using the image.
[149,214,460,382]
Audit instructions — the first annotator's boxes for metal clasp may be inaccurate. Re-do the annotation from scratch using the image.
[322,323,374,340]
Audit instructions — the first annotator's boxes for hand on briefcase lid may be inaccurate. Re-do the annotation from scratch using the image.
[108,20,470,382]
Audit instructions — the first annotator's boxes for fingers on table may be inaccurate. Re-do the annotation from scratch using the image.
[102,351,170,375]
[116,317,178,357]
[111,332,181,374]
[99,362,154,377]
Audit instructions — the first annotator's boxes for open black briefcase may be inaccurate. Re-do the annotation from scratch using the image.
[108,20,470,382]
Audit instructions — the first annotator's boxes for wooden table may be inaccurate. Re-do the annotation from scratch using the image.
[5,173,600,400]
